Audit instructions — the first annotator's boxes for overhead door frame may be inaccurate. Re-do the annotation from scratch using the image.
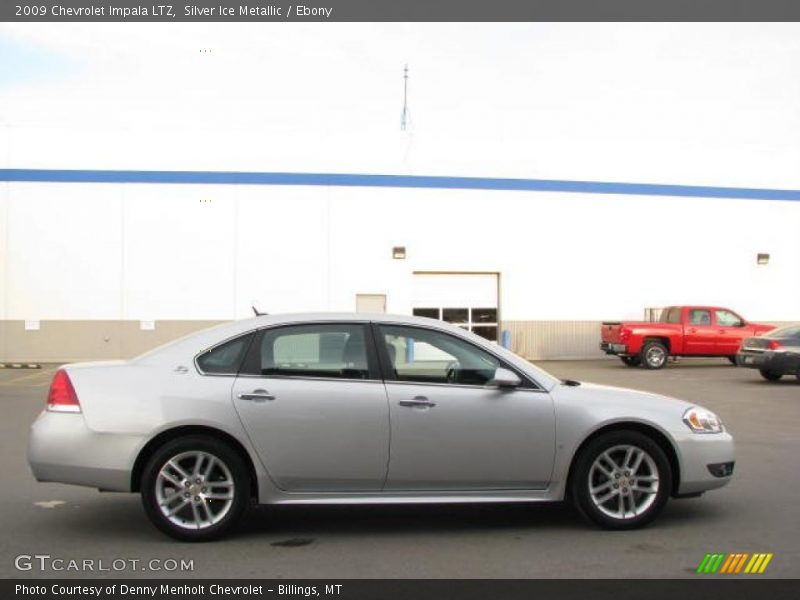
[412,271,502,338]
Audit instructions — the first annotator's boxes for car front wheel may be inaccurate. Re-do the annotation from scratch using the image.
[571,430,672,529]
[141,435,250,541]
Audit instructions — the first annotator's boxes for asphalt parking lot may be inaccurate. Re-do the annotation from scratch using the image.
[1,359,798,579]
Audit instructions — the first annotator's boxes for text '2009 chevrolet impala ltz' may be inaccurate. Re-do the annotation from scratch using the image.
[28,313,734,541]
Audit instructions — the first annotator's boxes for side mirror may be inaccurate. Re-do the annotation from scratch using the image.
[489,367,521,388]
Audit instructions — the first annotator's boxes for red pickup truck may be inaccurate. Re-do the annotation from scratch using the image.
[600,306,773,369]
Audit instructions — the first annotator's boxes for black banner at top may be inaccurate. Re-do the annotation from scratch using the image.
[5,0,800,22]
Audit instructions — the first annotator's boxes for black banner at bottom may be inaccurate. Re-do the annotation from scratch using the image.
[4,580,799,600]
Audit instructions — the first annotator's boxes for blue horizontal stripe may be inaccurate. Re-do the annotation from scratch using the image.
[2,168,800,201]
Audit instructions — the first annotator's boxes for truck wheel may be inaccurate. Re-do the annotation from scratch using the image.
[571,430,672,529]
[641,341,668,370]
[620,356,641,367]
[759,369,783,382]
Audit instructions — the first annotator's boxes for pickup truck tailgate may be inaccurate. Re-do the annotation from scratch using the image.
[601,322,624,344]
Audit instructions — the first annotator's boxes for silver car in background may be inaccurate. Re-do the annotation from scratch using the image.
[28,313,734,541]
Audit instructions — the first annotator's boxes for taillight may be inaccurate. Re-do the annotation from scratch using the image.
[767,340,784,351]
[619,328,631,341]
[47,370,81,413]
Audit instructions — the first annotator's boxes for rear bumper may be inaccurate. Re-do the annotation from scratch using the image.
[736,350,799,374]
[28,410,142,492]
[674,431,735,495]
[600,342,629,355]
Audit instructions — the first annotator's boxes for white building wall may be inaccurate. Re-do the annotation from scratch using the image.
[6,183,123,320]
[0,183,8,321]
[1,180,798,326]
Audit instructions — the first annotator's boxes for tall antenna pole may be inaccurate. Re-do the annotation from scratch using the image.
[401,64,409,131]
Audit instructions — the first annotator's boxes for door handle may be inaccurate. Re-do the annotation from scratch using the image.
[237,389,276,402]
[399,396,436,408]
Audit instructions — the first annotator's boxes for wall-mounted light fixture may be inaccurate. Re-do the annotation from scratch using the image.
[757,253,770,265]
[392,246,407,260]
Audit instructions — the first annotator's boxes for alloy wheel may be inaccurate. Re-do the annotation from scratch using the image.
[588,444,660,520]
[155,451,235,530]
[645,346,666,368]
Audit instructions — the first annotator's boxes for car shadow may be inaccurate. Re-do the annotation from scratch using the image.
[25,492,732,543]
[236,502,582,539]
[737,378,800,386]
[608,362,738,370]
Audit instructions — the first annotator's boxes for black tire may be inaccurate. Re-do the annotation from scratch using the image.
[641,341,669,370]
[759,369,783,382]
[620,356,641,367]
[571,430,672,530]
[141,435,250,541]
[727,356,737,365]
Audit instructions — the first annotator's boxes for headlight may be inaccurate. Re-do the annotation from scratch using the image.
[683,407,724,434]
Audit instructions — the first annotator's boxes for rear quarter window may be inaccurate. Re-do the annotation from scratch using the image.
[196,333,254,375]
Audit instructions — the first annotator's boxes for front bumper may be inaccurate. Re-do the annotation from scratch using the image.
[674,431,735,495]
[28,410,143,492]
[600,342,629,355]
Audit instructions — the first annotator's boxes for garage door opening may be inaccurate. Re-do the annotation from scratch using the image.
[411,273,499,342]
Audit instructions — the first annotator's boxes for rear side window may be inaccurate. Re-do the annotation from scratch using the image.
[196,333,254,375]
[242,323,373,380]
[660,308,681,324]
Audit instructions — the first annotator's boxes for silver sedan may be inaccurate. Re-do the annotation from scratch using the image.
[28,313,734,541]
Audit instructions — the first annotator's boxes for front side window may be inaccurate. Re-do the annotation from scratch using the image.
[715,310,743,327]
[243,324,371,380]
[379,325,500,386]
[196,333,254,375]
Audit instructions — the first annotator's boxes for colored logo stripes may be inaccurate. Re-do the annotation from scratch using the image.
[696,552,773,574]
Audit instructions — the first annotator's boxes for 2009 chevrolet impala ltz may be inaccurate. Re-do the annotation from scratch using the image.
[28,313,734,540]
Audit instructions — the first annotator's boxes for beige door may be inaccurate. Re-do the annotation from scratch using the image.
[356,294,387,314]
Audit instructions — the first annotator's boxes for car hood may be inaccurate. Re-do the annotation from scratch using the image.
[551,380,702,436]
[560,380,694,410]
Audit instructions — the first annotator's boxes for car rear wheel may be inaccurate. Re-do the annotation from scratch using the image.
[141,435,250,541]
[620,356,641,367]
[571,430,672,529]
[759,369,783,382]
[641,341,668,370]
